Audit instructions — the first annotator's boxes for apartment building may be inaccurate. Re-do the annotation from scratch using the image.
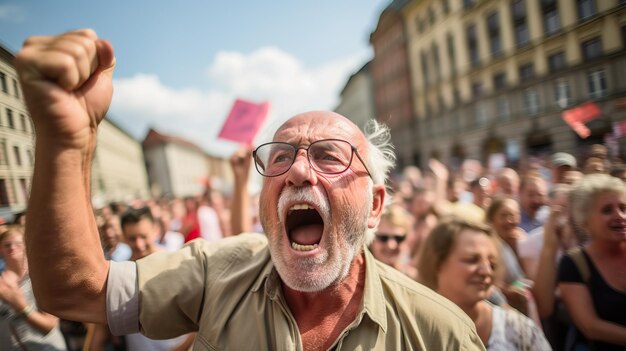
[397,0,626,170]
[335,61,377,130]
[91,118,151,207]
[370,0,418,168]
[0,43,34,221]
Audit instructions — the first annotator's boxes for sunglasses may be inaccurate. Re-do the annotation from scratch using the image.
[375,234,406,244]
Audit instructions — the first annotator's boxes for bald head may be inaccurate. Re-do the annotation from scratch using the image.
[274,111,366,146]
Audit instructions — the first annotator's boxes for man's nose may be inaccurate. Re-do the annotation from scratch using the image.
[286,150,317,186]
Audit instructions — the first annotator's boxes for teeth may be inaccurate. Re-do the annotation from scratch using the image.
[291,242,318,251]
[289,203,313,212]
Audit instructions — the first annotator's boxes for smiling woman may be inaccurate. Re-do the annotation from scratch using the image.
[557,174,626,350]
[418,218,551,350]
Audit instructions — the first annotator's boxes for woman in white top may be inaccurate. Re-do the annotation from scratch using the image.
[418,217,551,350]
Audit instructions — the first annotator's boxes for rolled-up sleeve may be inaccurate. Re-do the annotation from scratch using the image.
[107,260,139,335]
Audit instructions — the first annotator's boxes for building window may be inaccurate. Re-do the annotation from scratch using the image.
[416,17,425,33]
[13,146,21,166]
[20,114,27,132]
[6,109,13,129]
[542,1,560,35]
[475,102,487,126]
[523,89,540,115]
[582,37,602,61]
[12,79,19,99]
[512,0,529,47]
[442,0,450,15]
[554,79,572,108]
[0,72,6,93]
[487,11,502,57]
[447,33,456,76]
[432,43,441,81]
[587,69,607,100]
[421,51,430,86]
[27,150,33,166]
[19,178,28,199]
[493,72,507,90]
[519,63,534,82]
[0,179,10,206]
[428,7,436,26]
[0,141,7,166]
[464,0,476,9]
[548,52,566,72]
[497,97,511,120]
[467,23,479,67]
[453,89,461,106]
[577,0,596,20]
[472,81,484,98]
[622,26,626,50]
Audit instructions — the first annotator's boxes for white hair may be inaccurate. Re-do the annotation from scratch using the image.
[362,119,396,244]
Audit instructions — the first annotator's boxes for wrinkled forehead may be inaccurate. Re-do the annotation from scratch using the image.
[272,112,367,148]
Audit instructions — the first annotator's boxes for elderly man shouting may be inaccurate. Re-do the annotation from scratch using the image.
[15,29,484,350]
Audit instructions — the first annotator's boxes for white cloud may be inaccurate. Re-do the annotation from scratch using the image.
[110,46,367,158]
[0,5,24,21]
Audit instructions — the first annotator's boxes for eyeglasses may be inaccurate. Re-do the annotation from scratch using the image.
[253,139,372,178]
[374,234,406,244]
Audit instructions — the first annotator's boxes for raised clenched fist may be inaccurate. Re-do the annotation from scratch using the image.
[14,29,115,149]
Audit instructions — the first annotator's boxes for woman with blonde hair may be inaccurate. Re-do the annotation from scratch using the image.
[418,218,550,350]
[0,225,67,350]
[558,173,626,350]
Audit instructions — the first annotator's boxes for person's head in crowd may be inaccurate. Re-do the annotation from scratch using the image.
[589,144,608,160]
[519,175,547,218]
[610,165,626,182]
[550,152,577,184]
[583,156,606,174]
[569,173,626,244]
[446,175,467,203]
[255,112,394,292]
[486,195,521,243]
[411,186,437,219]
[495,167,520,197]
[469,177,492,209]
[0,225,26,265]
[418,217,500,308]
[109,201,128,216]
[562,169,584,186]
[120,206,160,260]
[98,216,123,253]
[370,205,412,267]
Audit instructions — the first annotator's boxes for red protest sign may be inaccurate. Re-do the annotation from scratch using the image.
[562,102,601,139]
[218,99,270,145]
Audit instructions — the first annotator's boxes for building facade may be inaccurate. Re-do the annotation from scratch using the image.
[91,119,151,207]
[370,0,419,168]
[0,43,34,221]
[143,129,231,199]
[391,0,626,171]
[335,61,377,130]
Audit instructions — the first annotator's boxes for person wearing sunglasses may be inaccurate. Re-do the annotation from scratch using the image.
[17,29,485,350]
[369,205,417,280]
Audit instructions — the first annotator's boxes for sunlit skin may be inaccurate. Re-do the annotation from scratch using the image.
[437,229,498,308]
[259,112,384,293]
[258,111,385,351]
[370,221,406,266]
[1,232,26,264]
[520,179,547,218]
[122,219,160,261]
[584,191,626,244]
[490,198,522,245]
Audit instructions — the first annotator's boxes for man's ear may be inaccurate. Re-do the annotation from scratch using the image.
[367,184,386,229]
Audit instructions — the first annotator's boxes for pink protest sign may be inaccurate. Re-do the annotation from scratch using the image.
[562,102,601,139]
[218,99,270,145]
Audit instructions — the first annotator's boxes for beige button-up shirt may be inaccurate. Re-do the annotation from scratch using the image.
[107,234,485,350]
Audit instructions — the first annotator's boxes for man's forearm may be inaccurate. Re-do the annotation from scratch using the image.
[26,140,108,322]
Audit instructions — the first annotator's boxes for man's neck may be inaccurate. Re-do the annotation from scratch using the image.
[283,252,366,351]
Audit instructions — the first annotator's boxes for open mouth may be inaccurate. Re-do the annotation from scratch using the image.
[285,203,324,251]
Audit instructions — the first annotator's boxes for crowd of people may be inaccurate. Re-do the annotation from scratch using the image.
[1,29,625,350]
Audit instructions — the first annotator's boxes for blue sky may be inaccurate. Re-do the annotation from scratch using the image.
[0,0,389,156]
